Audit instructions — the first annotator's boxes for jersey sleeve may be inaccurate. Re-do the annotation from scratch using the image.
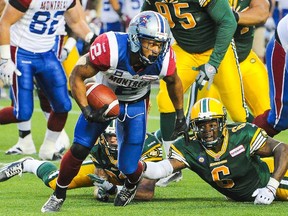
[249,127,269,155]
[89,33,112,71]
[160,47,176,77]
[169,143,190,168]
[9,0,32,12]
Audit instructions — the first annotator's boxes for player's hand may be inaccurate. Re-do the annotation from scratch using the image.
[0,58,21,86]
[193,63,217,90]
[81,105,116,123]
[59,48,69,62]
[170,117,189,141]
[252,187,275,205]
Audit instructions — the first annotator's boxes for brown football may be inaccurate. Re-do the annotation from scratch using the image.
[86,83,120,118]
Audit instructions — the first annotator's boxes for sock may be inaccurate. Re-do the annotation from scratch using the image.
[36,162,58,187]
[125,161,144,189]
[162,140,174,158]
[0,106,18,124]
[44,129,61,143]
[23,159,46,174]
[160,112,176,141]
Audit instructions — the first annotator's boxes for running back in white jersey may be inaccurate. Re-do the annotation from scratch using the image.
[10,0,76,53]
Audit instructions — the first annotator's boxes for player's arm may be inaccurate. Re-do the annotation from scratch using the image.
[143,158,186,180]
[65,0,96,45]
[236,0,270,26]
[69,54,98,109]
[0,3,24,45]
[0,0,6,16]
[206,0,237,68]
[256,137,288,182]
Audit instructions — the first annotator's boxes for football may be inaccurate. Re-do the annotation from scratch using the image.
[86,83,120,118]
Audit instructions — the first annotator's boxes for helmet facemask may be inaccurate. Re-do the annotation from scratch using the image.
[190,98,227,149]
[191,116,226,149]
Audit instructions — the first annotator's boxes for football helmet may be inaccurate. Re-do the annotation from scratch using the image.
[190,98,227,148]
[100,121,117,155]
[128,11,171,65]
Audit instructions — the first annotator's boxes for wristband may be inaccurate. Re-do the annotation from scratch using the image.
[0,45,11,59]
[267,177,280,190]
[64,37,77,52]
[85,32,94,43]
[232,11,239,23]
[176,109,185,119]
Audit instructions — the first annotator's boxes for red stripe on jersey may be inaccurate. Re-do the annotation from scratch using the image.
[166,48,176,76]
[89,34,111,71]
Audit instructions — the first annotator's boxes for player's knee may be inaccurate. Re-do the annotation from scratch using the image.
[53,99,72,113]
[70,143,90,160]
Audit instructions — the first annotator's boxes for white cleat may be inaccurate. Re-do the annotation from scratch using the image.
[55,129,70,153]
[5,134,36,155]
[41,194,64,213]
[39,140,62,161]
[155,171,183,187]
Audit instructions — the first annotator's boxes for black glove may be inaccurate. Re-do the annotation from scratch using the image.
[170,117,189,141]
[81,105,115,123]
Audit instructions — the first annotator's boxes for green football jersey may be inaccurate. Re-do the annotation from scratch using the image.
[90,132,163,185]
[170,123,270,201]
[232,0,254,62]
[142,0,237,67]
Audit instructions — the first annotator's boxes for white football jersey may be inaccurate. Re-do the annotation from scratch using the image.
[10,0,76,53]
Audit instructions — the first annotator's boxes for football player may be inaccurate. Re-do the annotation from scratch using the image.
[41,11,186,212]
[0,0,97,160]
[256,14,288,137]
[141,0,251,161]
[143,98,288,204]
[0,122,163,202]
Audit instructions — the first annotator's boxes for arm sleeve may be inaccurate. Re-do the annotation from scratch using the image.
[143,159,174,179]
[206,0,237,68]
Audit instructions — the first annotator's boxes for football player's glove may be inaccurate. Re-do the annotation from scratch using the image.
[170,117,189,141]
[0,58,21,86]
[193,63,217,90]
[81,105,116,123]
[252,177,279,205]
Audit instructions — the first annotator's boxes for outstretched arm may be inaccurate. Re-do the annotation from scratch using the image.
[143,159,186,180]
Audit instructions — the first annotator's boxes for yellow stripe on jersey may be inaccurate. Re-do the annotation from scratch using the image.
[250,128,268,154]
[205,128,229,159]
[200,0,210,7]
[170,145,190,168]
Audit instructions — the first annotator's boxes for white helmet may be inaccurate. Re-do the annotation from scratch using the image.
[128,11,171,64]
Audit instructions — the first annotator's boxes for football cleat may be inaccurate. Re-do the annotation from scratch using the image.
[114,184,137,206]
[155,171,183,187]
[39,140,63,161]
[41,194,64,213]
[55,129,70,154]
[5,134,36,155]
[0,157,33,182]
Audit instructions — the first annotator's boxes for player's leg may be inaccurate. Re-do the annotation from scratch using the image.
[114,101,147,206]
[35,51,71,160]
[157,43,199,155]
[135,178,157,201]
[214,44,251,122]
[240,50,270,117]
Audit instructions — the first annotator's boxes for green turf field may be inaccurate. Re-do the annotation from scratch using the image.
[0,86,288,215]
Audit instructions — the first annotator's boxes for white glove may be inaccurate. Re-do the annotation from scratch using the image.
[252,177,279,205]
[59,48,69,62]
[193,63,217,90]
[265,17,276,32]
[0,58,22,86]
